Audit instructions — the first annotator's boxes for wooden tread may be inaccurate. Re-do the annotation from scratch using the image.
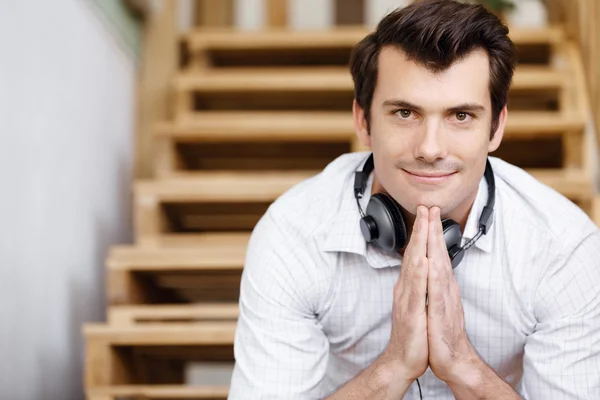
[107,238,246,305]
[157,112,354,141]
[109,304,240,325]
[186,26,565,52]
[112,232,251,250]
[156,111,585,141]
[108,245,246,271]
[88,385,228,399]
[174,66,564,92]
[84,322,237,345]
[135,171,317,202]
[109,233,249,270]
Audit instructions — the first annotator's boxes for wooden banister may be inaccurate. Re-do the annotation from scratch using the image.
[268,0,287,27]
[135,0,178,179]
[546,0,600,157]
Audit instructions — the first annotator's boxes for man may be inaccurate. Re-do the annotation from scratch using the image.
[228,0,600,398]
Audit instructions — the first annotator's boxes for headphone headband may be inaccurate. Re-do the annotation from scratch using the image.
[354,154,374,199]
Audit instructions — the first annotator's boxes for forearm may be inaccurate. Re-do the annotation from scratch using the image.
[447,358,522,400]
[325,353,413,400]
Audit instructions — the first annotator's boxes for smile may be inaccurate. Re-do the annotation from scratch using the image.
[402,169,457,184]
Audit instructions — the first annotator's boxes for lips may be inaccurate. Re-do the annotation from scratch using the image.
[403,170,456,178]
[402,169,457,184]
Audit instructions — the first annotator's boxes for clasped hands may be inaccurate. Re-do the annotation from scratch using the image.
[383,205,480,387]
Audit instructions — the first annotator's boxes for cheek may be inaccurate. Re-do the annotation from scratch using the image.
[369,124,417,158]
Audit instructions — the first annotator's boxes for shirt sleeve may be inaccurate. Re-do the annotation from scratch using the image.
[228,212,330,399]
[522,229,600,399]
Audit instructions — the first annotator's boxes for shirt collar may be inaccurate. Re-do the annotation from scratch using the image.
[322,156,495,268]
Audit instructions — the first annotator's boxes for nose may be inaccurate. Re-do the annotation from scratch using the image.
[413,120,447,163]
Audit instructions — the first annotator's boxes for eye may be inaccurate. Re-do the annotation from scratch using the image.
[396,109,413,119]
[456,112,467,121]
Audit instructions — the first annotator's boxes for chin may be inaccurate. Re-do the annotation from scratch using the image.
[397,194,451,217]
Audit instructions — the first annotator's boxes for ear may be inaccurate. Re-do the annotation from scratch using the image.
[353,99,372,149]
[488,105,507,153]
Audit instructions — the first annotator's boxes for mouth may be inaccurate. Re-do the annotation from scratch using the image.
[402,169,457,184]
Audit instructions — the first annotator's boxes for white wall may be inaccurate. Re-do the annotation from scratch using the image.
[0,1,135,399]
[289,0,334,30]
[234,0,266,30]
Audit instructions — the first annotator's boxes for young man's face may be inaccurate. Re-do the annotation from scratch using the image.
[354,46,505,218]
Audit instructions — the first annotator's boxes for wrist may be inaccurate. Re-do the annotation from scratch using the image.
[445,357,489,398]
[439,343,482,385]
[445,358,521,400]
[448,360,484,388]
[370,352,414,396]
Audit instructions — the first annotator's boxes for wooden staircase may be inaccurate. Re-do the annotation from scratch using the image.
[83,19,600,400]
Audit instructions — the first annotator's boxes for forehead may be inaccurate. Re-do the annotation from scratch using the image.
[374,46,491,108]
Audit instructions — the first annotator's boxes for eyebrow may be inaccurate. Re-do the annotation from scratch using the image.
[382,99,486,114]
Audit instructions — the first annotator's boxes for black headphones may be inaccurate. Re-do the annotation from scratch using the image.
[354,153,496,269]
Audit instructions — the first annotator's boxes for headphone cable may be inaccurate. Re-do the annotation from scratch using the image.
[416,378,423,399]
[461,230,484,252]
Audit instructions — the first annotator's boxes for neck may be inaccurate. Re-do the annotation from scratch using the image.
[371,173,478,255]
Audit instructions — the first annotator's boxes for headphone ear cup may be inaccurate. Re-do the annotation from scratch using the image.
[364,193,408,252]
[442,219,463,268]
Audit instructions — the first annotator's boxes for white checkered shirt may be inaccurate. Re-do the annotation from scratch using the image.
[228,151,600,399]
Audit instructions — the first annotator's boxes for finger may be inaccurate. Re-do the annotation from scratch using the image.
[405,205,429,258]
[426,207,450,310]
[402,205,429,280]
[402,206,429,310]
[427,258,448,318]
[427,207,451,270]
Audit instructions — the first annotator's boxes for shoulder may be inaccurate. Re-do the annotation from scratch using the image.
[490,156,599,256]
[242,152,368,309]
[260,151,369,243]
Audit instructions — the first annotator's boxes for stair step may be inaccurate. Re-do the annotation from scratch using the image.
[84,322,237,345]
[186,25,565,51]
[174,66,564,92]
[156,111,585,141]
[88,385,228,399]
[109,304,239,325]
[109,246,246,270]
[135,171,317,202]
[84,323,236,388]
[108,265,242,305]
[157,111,353,141]
[184,26,563,68]
[109,234,249,270]
[107,236,248,305]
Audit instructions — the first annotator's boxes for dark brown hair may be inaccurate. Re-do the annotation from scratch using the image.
[349,0,517,137]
